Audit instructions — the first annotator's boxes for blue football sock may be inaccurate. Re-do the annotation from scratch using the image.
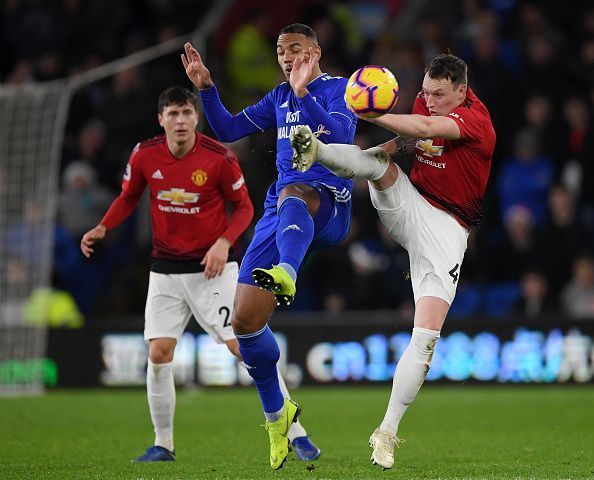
[276,196,314,275]
[237,325,284,415]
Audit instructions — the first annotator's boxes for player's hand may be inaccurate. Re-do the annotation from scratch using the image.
[201,237,230,279]
[80,224,107,258]
[181,42,214,90]
[290,46,319,97]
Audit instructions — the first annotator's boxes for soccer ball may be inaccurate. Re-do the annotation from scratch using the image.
[345,65,399,118]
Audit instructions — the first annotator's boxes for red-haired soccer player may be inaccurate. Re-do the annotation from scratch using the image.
[292,53,496,469]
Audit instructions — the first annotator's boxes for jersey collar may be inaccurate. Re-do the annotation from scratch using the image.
[167,131,198,160]
[307,73,327,88]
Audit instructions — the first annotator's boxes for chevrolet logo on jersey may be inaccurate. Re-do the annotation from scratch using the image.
[416,139,444,157]
[157,188,199,205]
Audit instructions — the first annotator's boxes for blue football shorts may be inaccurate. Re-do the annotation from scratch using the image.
[238,182,352,286]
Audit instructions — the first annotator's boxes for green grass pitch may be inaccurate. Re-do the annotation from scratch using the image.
[1,386,593,479]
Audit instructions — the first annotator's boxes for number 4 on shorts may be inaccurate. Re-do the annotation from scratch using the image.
[449,263,460,284]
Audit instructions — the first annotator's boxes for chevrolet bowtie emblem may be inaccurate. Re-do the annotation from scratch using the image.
[157,188,199,205]
[416,139,444,157]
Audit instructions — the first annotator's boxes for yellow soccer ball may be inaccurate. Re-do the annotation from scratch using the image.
[345,65,399,119]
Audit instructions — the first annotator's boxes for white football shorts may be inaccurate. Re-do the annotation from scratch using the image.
[144,261,238,343]
[369,164,469,305]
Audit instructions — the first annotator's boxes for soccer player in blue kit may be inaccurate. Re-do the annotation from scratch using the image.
[182,23,357,469]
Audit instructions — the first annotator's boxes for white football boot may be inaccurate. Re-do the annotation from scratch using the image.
[369,427,405,469]
[290,125,319,173]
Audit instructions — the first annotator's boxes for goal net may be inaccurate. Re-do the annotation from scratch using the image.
[0,82,71,394]
[0,0,232,395]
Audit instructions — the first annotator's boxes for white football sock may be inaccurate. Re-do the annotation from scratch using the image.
[147,360,175,451]
[379,327,440,435]
[317,142,391,181]
[277,366,307,441]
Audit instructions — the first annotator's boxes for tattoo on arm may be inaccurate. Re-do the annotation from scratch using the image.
[394,135,416,155]
[378,136,416,156]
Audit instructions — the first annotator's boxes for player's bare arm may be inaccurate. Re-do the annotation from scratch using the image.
[370,113,461,140]
[378,135,417,156]
[290,47,320,97]
[201,237,231,279]
[80,224,107,258]
[181,42,214,90]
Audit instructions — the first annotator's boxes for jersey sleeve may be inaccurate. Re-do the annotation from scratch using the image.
[449,103,487,144]
[218,152,254,244]
[199,85,262,142]
[218,151,249,202]
[297,78,357,143]
[242,89,277,132]
[100,144,146,230]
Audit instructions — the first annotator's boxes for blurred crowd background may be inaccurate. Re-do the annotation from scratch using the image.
[2,0,594,321]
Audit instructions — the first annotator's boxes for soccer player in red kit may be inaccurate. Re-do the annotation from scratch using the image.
[291,54,496,469]
[81,86,312,462]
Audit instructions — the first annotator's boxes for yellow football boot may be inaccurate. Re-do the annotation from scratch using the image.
[252,265,297,306]
[264,398,302,470]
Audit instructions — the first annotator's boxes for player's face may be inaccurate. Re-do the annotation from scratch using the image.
[158,102,199,144]
[276,33,319,81]
[421,74,466,116]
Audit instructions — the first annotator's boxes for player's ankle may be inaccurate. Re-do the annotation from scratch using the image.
[277,262,297,282]
[264,405,284,422]
[366,148,391,181]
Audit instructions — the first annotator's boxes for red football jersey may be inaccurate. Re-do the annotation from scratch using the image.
[410,87,496,228]
[101,132,252,260]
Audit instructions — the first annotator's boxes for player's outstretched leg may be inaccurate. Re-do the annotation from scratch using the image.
[369,327,439,469]
[278,369,321,461]
[133,360,176,462]
[290,125,390,180]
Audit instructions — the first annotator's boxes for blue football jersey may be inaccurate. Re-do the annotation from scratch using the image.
[242,74,357,206]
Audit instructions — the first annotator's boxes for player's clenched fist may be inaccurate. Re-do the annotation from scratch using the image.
[181,42,214,90]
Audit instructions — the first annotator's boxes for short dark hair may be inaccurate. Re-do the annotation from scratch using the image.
[426,54,468,86]
[158,86,198,113]
[279,23,317,43]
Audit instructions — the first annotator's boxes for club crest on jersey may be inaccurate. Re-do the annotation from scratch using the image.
[191,169,208,186]
[157,188,199,205]
[416,139,444,157]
